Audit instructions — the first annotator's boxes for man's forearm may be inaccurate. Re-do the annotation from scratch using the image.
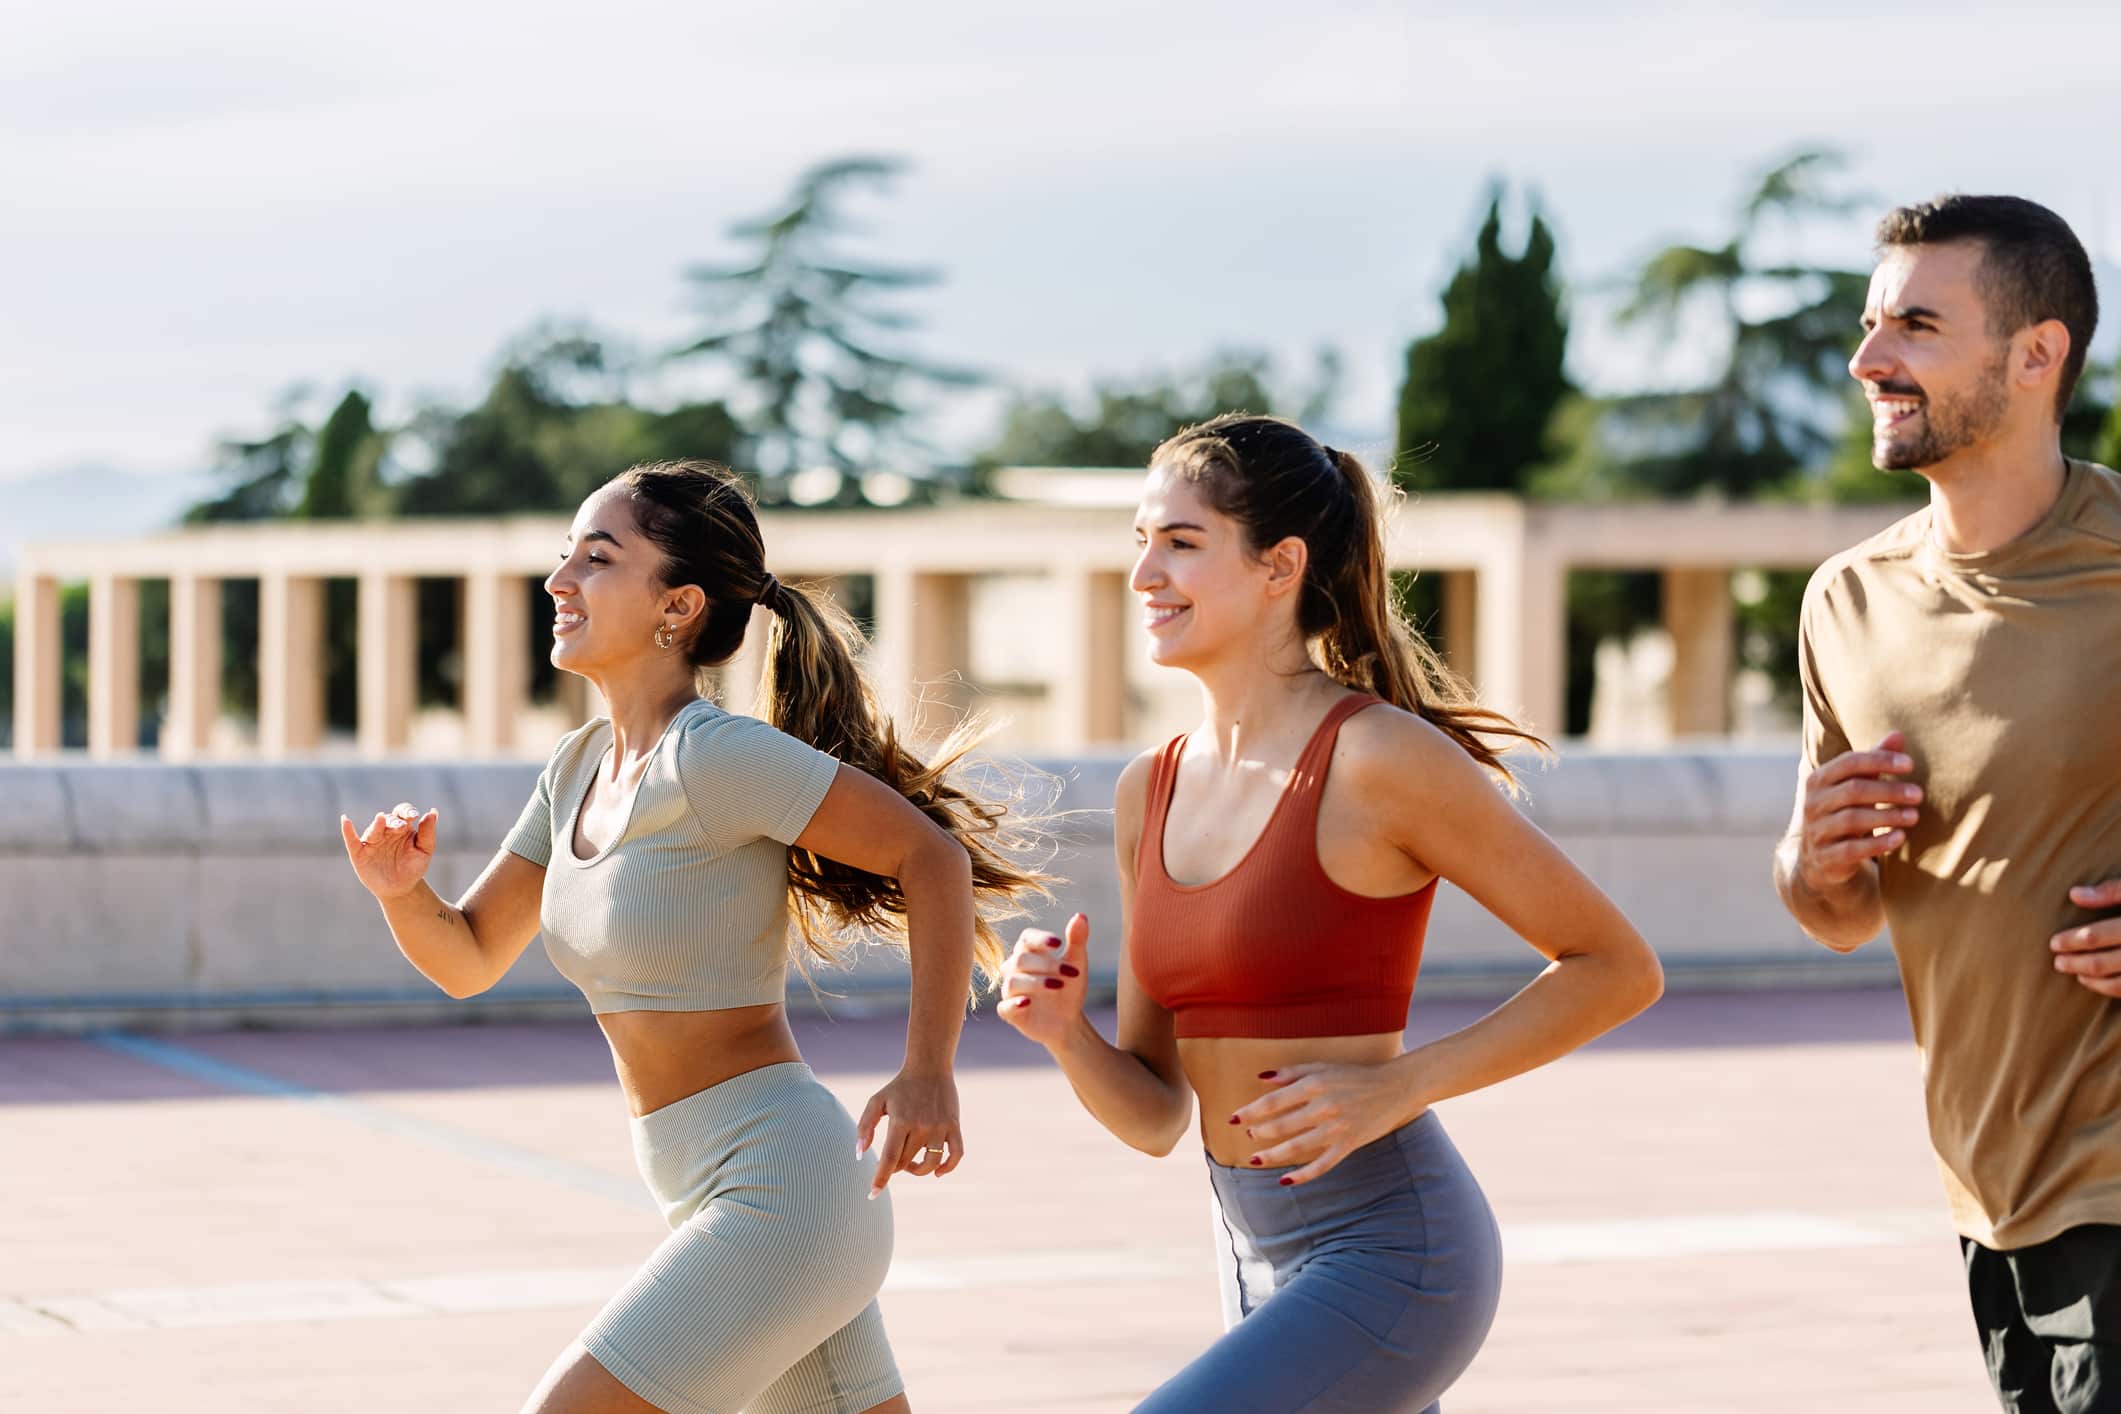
[1774,835,1887,951]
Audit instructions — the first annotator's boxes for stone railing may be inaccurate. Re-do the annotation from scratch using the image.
[0,750,1890,1033]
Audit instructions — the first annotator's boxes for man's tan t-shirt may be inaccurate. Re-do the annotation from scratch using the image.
[1798,459,2121,1250]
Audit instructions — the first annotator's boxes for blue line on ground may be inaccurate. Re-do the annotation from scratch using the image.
[88,1031,655,1213]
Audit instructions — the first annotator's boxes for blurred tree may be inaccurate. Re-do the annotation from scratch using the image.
[185,392,314,525]
[299,442,368,732]
[398,366,569,517]
[392,330,739,707]
[1551,149,1871,502]
[1386,185,1572,695]
[183,388,380,731]
[397,328,745,517]
[671,156,976,496]
[2082,361,2120,468]
[294,390,387,519]
[1528,149,1872,730]
[1394,185,1569,493]
[978,348,1339,471]
[179,395,318,730]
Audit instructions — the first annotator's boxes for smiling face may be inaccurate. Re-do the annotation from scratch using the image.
[1130,466,1297,672]
[543,484,694,676]
[1850,241,2015,472]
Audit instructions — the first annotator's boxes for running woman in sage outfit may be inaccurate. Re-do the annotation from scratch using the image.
[998,415,1664,1412]
[341,461,1046,1414]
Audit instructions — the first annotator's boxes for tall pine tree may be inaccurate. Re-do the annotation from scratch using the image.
[295,389,385,519]
[1394,187,1569,492]
[670,156,974,499]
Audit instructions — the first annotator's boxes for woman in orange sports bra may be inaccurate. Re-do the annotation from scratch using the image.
[998,414,1664,1413]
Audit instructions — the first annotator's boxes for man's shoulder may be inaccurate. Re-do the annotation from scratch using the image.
[1802,506,1930,621]
[2065,461,2121,548]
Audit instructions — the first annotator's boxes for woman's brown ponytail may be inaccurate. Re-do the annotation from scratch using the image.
[621,461,1051,991]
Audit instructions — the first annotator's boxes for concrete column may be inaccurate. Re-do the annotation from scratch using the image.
[462,571,529,755]
[259,573,326,757]
[1664,567,1734,737]
[357,573,418,758]
[87,574,141,757]
[868,566,918,727]
[164,575,222,760]
[11,572,62,756]
[868,568,975,742]
[1474,533,1567,741]
[1439,569,1479,684]
[908,572,973,741]
[1050,568,1130,750]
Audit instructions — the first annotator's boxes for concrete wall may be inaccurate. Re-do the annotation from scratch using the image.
[0,751,1893,1034]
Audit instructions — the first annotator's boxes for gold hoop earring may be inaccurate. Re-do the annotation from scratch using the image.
[654,624,675,650]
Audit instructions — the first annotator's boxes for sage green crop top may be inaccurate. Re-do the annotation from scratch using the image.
[501,697,842,1014]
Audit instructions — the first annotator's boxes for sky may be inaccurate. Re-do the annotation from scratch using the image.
[7,0,2121,490]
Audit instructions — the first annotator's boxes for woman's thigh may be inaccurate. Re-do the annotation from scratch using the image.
[1133,1245,1492,1414]
[524,1295,904,1414]
[1145,1114,1503,1413]
[577,1187,894,1413]
[748,1301,905,1414]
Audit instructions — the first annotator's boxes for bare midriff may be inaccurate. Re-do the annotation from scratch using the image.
[1182,1030,1405,1166]
[598,1002,804,1117]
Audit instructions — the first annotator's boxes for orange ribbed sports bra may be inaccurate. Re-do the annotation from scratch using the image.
[1128,694,1437,1039]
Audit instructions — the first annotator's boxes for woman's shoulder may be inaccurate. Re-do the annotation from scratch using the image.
[1113,742,1167,820]
[541,714,610,773]
[671,697,792,753]
[668,698,834,784]
[1329,697,1487,799]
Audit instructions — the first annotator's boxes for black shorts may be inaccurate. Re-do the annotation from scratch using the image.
[1963,1224,2121,1414]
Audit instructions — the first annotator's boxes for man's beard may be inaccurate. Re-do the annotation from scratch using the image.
[1873,351,2011,471]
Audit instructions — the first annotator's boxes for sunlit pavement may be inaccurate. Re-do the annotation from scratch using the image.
[1,988,1991,1412]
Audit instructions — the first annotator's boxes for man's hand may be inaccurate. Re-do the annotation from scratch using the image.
[1795,732,1923,893]
[2053,877,2121,998]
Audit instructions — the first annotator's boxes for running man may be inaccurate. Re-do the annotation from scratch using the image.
[1776,195,2121,1413]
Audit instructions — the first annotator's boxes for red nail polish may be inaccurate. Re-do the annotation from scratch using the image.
[1059,965,1080,978]
[1278,1176,1295,1186]
[1043,978,1063,990]
[1248,1157,1262,1166]
[1257,1070,1277,1079]
[1227,1114,1240,1125]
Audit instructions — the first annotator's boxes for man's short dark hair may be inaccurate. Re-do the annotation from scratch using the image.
[1876,194,2099,419]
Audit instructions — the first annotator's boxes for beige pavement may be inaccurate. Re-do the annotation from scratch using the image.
[1,990,1992,1412]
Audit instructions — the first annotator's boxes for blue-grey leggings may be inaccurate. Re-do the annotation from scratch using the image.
[1136,1110,1503,1414]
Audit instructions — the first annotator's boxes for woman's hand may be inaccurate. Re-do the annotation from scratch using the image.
[1229,1057,1428,1186]
[340,803,439,902]
[995,913,1089,1048]
[856,1067,963,1198]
